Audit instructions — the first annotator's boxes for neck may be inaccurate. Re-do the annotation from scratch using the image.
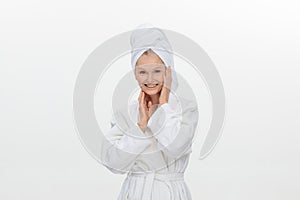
[149,93,160,105]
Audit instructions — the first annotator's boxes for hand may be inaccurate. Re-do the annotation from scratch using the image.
[137,90,158,132]
[147,99,158,118]
[137,90,149,130]
[159,66,172,105]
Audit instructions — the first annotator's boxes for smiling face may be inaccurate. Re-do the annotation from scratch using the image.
[135,50,166,96]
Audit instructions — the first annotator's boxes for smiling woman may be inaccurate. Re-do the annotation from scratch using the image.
[100,24,199,200]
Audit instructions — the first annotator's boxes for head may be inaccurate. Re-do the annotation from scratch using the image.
[134,49,166,96]
[130,25,178,94]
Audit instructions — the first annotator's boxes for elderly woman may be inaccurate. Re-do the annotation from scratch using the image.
[101,24,199,200]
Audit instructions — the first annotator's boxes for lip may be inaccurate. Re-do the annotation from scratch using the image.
[145,84,158,89]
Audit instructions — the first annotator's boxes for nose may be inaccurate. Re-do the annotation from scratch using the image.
[146,73,153,83]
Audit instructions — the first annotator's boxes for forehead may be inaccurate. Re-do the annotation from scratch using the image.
[136,63,165,70]
[136,53,164,66]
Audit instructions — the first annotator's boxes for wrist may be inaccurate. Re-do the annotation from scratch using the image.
[159,100,168,105]
[137,120,147,127]
[137,121,147,132]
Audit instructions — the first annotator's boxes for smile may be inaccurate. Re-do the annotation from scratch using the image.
[145,84,159,89]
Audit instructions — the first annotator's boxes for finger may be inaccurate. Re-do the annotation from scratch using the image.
[138,90,142,102]
[140,93,147,115]
[166,66,172,90]
[148,101,152,109]
[163,73,166,87]
[168,66,172,78]
[141,92,146,106]
[166,66,171,77]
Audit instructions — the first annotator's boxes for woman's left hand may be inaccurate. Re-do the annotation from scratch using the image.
[159,66,172,105]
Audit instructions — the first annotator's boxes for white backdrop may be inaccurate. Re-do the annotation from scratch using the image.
[1,0,299,199]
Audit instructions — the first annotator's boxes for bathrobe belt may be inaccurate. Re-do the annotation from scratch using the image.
[127,171,184,200]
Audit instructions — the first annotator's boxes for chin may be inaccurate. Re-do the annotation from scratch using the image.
[144,90,159,96]
[142,87,162,96]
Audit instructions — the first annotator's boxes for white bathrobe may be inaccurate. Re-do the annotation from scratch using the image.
[101,92,199,200]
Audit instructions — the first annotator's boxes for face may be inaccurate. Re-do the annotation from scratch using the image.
[135,53,166,96]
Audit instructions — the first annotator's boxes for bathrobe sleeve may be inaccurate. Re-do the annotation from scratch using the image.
[101,112,153,174]
[147,99,199,159]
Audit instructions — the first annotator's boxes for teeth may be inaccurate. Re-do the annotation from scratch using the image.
[146,84,157,88]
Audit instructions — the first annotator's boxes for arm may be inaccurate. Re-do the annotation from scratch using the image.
[147,99,199,159]
[101,112,153,174]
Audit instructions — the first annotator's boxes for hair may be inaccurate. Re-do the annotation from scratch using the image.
[140,48,165,64]
[142,48,155,56]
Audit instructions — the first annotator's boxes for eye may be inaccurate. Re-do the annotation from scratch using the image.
[139,71,145,74]
[154,70,161,73]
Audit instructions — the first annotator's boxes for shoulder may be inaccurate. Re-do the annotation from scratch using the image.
[170,93,198,113]
[178,96,198,110]
[111,100,138,127]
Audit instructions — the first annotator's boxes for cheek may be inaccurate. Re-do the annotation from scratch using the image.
[158,76,164,84]
[137,79,147,89]
[135,76,144,84]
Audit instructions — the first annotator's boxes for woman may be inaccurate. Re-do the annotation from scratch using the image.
[101,25,199,200]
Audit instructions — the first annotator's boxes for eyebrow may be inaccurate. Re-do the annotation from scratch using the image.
[136,66,164,70]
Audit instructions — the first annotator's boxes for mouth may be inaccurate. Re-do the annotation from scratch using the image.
[144,84,159,89]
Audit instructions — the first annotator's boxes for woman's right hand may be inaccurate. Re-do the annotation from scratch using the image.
[137,90,149,132]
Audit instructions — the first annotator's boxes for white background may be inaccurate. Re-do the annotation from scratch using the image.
[1,0,300,199]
